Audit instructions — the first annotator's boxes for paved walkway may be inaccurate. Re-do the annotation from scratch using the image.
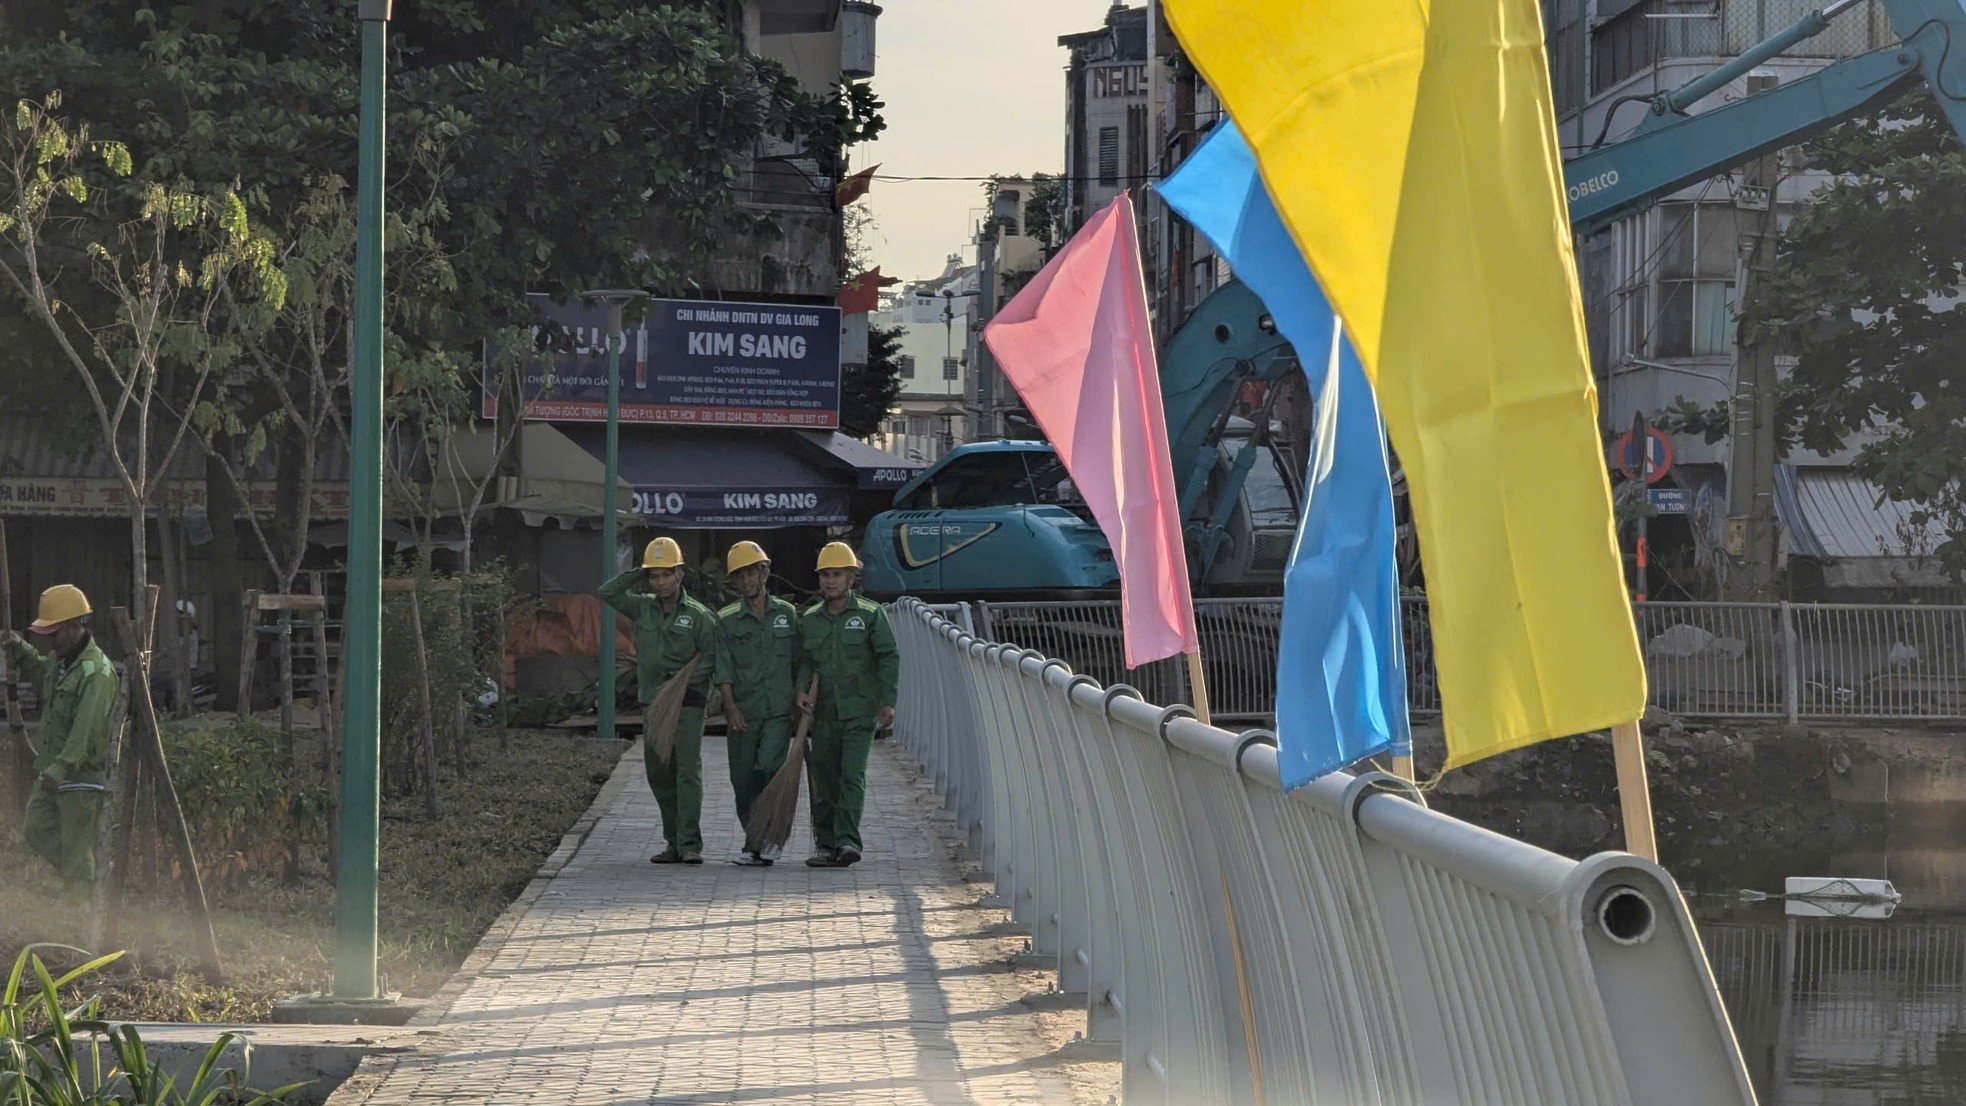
[329,736,1112,1105]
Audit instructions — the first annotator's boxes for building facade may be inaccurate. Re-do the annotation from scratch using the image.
[1551,0,1949,594]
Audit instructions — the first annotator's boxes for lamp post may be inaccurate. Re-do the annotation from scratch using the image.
[334,0,391,1001]
[580,290,649,744]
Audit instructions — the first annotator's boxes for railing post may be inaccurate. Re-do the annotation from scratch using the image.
[1780,600,1800,724]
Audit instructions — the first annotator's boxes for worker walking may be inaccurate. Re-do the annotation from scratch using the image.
[795,543,898,868]
[714,541,800,867]
[600,537,721,865]
[1,584,119,890]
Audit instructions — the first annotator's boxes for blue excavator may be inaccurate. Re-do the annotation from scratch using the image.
[862,0,1966,600]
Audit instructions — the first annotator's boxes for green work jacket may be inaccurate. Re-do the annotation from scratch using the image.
[5,634,118,785]
[599,571,719,704]
[714,595,800,722]
[795,595,899,721]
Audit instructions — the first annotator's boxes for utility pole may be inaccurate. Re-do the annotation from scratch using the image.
[580,290,651,745]
[334,0,390,1002]
[1724,150,1782,600]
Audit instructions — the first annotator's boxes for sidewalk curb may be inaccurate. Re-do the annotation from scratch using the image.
[324,739,640,1104]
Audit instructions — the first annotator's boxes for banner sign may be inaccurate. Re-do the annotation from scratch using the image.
[488,295,842,429]
[627,485,848,529]
[0,477,349,519]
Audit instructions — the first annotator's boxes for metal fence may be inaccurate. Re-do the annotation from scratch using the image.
[891,598,1755,1105]
[970,598,1966,724]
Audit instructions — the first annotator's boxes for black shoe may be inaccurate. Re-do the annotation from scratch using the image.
[650,848,683,864]
[805,848,839,867]
[836,847,862,867]
[682,851,704,865]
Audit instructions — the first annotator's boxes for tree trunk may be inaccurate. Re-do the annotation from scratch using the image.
[207,450,246,712]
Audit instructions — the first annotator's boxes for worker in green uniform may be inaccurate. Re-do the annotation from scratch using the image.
[794,542,898,868]
[1,584,119,890]
[600,537,720,865]
[713,541,800,867]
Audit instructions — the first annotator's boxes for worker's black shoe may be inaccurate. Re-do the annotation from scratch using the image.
[682,852,704,865]
[650,848,684,864]
[805,848,840,867]
[836,847,862,867]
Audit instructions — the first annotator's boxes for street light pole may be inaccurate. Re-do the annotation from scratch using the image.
[581,291,649,744]
[334,0,391,1001]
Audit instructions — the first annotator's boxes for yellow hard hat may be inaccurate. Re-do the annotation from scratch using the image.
[29,584,91,633]
[725,541,770,574]
[641,536,685,569]
[816,541,861,571]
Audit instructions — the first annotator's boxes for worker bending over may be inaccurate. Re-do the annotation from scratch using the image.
[714,541,800,867]
[601,537,720,865]
[2,584,118,890]
[795,543,898,868]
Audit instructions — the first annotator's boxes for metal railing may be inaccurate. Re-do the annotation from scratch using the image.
[891,597,1755,1105]
[972,597,1966,723]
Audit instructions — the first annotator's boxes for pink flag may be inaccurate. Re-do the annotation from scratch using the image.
[984,192,1198,667]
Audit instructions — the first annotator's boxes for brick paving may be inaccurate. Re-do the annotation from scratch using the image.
[328,736,1109,1105]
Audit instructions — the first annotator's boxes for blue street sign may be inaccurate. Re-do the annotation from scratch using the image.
[1648,486,1689,515]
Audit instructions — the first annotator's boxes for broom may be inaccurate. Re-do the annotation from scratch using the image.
[642,654,702,763]
[743,674,820,854]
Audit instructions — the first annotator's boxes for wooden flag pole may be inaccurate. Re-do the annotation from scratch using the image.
[1611,718,1658,861]
[1184,648,1212,727]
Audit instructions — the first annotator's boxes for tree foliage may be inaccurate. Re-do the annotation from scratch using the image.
[841,322,906,438]
[1708,90,1966,574]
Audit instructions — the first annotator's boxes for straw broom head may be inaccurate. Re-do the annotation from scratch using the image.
[642,654,701,763]
[743,675,819,852]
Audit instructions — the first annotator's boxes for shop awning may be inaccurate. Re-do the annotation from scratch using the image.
[790,430,924,490]
[560,425,850,529]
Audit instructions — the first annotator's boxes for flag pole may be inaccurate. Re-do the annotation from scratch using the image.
[1184,648,1212,726]
[1611,718,1658,861]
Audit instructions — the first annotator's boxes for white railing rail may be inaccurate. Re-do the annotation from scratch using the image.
[970,597,1966,723]
[892,597,1756,1105]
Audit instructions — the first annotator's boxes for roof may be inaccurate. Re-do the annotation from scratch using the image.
[559,424,852,530]
[0,413,350,482]
[1776,465,1950,560]
[790,430,923,489]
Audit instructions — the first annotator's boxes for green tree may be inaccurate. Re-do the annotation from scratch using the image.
[841,323,905,438]
[1689,90,1966,575]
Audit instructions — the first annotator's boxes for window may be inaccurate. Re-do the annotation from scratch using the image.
[942,356,959,381]
[1097,126,1119,187]
[896,449,1051,510]
[1649,202,1739,358]
[1542,0,1582,116]
[1214,440,1299,529]
[1592,0,1722,95]
[898,354,915,380]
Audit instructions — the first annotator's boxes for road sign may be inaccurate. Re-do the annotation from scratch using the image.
[1615,427,1673,484]
[1648,486,1689,515]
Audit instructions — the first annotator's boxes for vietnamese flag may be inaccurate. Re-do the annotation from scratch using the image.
[983,192,1197,667]
[834,163,879,207]
[837,267,883,314]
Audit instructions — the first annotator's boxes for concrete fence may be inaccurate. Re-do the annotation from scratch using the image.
[965,598,1966,724]
[893,597,1756,1105]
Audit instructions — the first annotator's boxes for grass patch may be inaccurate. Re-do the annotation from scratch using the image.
[0,728,627,1023]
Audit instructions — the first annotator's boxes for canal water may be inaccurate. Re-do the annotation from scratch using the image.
[1687,806,1966,1104]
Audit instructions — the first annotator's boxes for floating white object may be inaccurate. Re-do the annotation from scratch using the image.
[1784,876,1901,903]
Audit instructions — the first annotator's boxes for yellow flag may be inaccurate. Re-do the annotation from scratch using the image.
[1164,0,1645,768]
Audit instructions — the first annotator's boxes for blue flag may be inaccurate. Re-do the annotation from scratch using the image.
[1157,122,1410,787]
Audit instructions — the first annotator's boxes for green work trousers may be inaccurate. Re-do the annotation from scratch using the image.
[728,715,792,836]
[24,787,100,889]
[646,707,707,854]
[809,714,875,853]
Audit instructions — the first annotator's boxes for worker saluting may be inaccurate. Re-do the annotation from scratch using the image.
[1,584,118,890]
[795,542,898,868]
[600,537,720,865]
[714,541,800,867]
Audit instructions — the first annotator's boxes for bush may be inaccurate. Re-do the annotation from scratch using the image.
[379,560,519,797]
[160,721,327,883]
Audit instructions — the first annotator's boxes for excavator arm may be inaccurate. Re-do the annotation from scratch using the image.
[1565,0,1966,234]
